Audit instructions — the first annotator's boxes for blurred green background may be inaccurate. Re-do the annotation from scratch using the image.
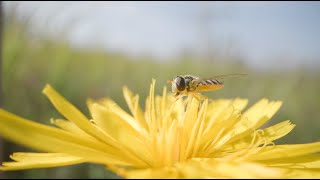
[1,2,320,179]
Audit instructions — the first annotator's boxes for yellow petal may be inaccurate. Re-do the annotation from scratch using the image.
[50,118,95,140]
[245,99,282,128]
[282,168,320,178]
[237,99,282,132]
[191,101,209,157]
[47,88,145,166]
[179,96,200,161]
[177,158,284,178]
[262,120,296,142]
[225,100,282,145]
[42,84,115,145]
[94,98,147,136]
[87,102,152,166]
[109,165,180,179]
[205,99,233,125]
[199,99,248,157]
[145,79,157,134]
[186,99,208,158]
[87,101,137,140]
[0,153,85,171]
[222,120,296,152]
[198,104,243,155]
[201,99,247,145]
[231,98,249,112]
[164,120,180,166]
[258,154,320,168]
[122,86,147,130]
[159,86,168,126]
[248,142,320,161]
[0,109,137,166]
[155,95,164,129]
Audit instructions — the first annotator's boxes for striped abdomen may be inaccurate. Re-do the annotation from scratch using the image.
[199,79,223,86]
[196,79,224,91]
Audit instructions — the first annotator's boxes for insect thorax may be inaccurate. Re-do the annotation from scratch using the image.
[183,75,198,91]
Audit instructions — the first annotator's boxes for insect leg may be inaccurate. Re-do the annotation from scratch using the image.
[174,92,184,100]
[191,92,208,101]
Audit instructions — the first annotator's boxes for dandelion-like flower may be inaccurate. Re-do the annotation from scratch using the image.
[0,80,319,178]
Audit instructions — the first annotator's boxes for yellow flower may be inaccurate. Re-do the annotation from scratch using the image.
[0,79,319,178]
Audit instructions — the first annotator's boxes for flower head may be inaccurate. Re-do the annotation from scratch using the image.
[0,80,319,178]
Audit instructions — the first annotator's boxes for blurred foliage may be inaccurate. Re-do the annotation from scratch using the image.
[1,5,320,179]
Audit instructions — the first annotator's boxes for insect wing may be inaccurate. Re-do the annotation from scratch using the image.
[194,74,246,92]
[208,73,247,80]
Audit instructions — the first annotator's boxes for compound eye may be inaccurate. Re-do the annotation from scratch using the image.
[175,76,185,91]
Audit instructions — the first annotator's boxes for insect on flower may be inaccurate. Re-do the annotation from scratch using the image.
[167,74,247,100]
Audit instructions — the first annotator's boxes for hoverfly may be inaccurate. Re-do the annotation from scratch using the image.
[167,74,247,100]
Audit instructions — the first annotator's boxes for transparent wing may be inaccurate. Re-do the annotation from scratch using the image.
[209,73,247,80]
[196,73,247,82]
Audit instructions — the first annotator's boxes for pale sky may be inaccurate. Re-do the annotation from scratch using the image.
[4,1,320,69]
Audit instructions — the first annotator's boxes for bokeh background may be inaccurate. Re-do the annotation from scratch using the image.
[0,1,319,179]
